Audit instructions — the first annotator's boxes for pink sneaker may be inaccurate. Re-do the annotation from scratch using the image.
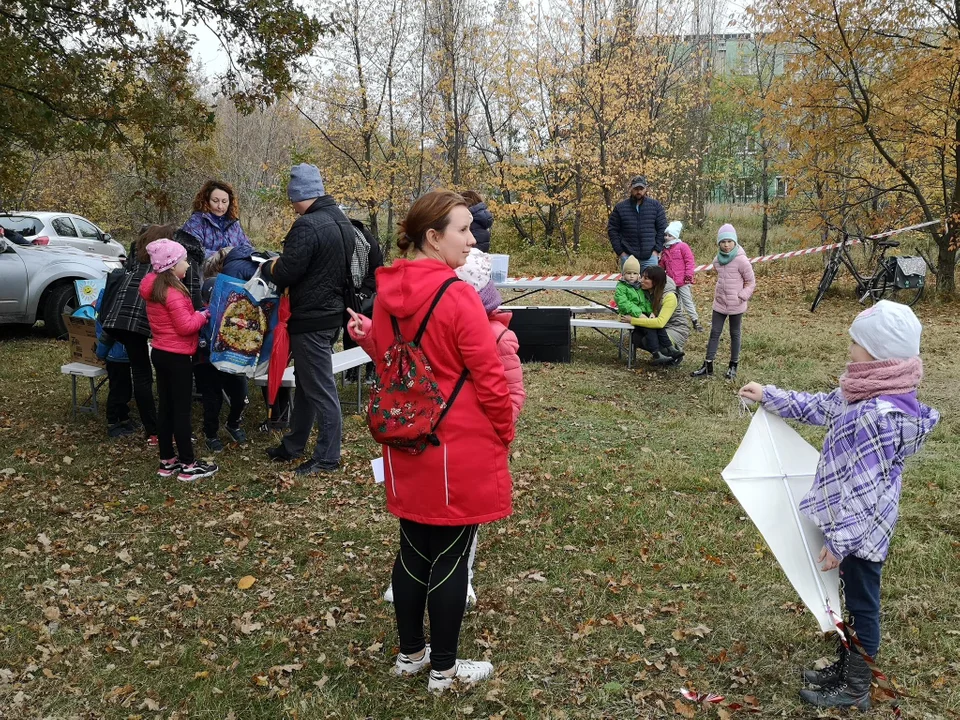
[147,435,159,447]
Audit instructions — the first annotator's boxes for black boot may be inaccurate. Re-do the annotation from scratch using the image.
[802,640,847,687]
[663,345,684,359]
[690,360,713,377]
[725,361,738,380]
[799,648,871,709]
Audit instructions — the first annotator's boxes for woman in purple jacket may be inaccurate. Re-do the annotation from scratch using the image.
[740,301,939,710]
[180,180,253,259]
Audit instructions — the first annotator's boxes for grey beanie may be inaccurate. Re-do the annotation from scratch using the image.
[287,163,325,202]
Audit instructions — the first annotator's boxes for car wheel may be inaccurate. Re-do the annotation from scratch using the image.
[43,283,78,339]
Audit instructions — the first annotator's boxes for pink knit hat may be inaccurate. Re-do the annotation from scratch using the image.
[146,239,187,273]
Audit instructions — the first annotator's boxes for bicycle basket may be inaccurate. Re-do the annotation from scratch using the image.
[893,256,926,290]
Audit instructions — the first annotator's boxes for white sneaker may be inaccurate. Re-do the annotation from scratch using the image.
[383,583,394,603]
[393,645,431,676]
[465,583,477,610]
[427,659,494,692]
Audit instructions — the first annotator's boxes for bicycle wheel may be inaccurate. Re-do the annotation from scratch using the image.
[811,253,841,312]
[871,272,924,307]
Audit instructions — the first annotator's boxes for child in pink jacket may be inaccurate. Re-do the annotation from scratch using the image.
[659,220,701,332]
[459,250,525,604]
[140,239,218,483]
[691,223,756,380]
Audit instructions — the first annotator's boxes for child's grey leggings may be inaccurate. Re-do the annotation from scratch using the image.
[706,310,743,363]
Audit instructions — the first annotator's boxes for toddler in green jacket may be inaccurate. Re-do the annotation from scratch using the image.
[615,255,652,318]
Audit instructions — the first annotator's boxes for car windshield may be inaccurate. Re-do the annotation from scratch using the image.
[0,216,43,237]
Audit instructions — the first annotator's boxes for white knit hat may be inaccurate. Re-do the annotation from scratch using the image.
[665,220,683,240]
[455,248,492,291]
[848,300,922,360]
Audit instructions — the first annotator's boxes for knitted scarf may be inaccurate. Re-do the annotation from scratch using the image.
[716,242,739,265]
[839,356,923,403]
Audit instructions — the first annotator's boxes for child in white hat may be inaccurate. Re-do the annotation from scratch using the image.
[658,220,701,331]
[739,300,940,710]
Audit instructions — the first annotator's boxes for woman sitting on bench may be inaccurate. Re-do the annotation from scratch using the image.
[623,265,690,366]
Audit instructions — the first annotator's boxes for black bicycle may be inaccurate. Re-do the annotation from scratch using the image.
[810,230,926,312]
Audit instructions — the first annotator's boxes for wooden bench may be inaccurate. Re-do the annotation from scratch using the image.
[61,362,108,418]
[570,318,636,369]
[253,346,372,413]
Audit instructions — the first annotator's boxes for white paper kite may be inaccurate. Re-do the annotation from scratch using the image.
[722,407,842,634]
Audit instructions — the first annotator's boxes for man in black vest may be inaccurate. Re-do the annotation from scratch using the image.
[607,175,667,270]
[261,164,354,476]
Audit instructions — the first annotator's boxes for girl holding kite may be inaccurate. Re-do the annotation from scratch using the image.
[739,300,939,709]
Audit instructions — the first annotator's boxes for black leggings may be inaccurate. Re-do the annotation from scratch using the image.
[109,330,157,436]
[706,310,743,363]
[152,348,196,464]
[393,519,478,672]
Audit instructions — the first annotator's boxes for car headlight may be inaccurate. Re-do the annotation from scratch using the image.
[103,259,124,270]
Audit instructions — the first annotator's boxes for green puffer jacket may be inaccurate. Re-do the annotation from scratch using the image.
[615,280,652,317]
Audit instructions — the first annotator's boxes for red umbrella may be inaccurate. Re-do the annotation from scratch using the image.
[267,293,291,409]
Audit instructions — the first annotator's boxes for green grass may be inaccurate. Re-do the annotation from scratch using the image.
[0,265,957,719]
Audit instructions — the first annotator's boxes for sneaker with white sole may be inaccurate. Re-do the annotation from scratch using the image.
[465,583,477,610]
[393,645,431,676]
[177,461,219,483]
[383,583,394,603]
[427,659,494,692]
[157,457,181,478]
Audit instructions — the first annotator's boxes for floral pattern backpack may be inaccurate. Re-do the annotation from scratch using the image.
[367,278,468,455]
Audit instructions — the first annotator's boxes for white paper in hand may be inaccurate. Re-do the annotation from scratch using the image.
[371,457,385,484]
[722,408,842,634]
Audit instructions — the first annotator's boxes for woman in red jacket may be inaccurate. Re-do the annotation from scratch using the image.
[347,190,514,693]
[140,240,217,483]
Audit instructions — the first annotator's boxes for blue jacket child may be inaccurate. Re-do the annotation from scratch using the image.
[75,292,135,437]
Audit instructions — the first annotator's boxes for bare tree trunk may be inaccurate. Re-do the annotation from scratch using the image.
[759,147,769,255]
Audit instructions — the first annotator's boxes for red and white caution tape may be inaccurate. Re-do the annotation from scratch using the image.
[503,238,858,283]
[502,220,941,284]
[867,219,941,240]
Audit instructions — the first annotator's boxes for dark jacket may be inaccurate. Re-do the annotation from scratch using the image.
[173,229,204,310]
[469,202,493,253]
[607,196,667,261]
[101,243,152,336]
[221,245,278,282]
[261,195,353,335]
[351,219,383,301]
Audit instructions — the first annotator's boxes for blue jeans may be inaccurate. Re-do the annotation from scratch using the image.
[619,254,660,270]
[282,328,341,467]
[840,555,884,657]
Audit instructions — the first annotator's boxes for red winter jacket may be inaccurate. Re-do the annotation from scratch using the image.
[349,258,515,526]
[489,310,525,425]
[139,272,208,355]
[659,239,696,287]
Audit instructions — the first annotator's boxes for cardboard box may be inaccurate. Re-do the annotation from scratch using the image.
[63,313,104,367]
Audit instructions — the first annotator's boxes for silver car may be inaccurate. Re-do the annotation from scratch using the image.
[0,234,124,338]
[0,211,126,258]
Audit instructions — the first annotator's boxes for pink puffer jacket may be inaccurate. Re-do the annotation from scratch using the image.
[713,246,756,315]
[660,240,696,287]
[490,311,525,424]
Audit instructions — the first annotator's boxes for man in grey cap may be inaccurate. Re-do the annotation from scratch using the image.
[607,175,667,270]
[260,163,355,475]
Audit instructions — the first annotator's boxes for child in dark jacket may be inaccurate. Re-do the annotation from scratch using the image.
[90,291,135,438]
[194,252,250,451]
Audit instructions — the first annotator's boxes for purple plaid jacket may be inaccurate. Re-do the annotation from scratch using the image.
[761,386,939,562]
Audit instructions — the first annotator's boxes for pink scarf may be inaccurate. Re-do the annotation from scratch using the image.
[840,356,923,403]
